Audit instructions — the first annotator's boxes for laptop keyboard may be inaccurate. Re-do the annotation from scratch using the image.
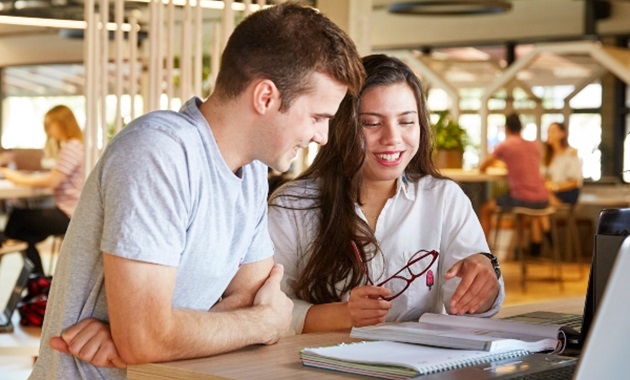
[503,312,583,333]
[538,315,583,331]
[506,362,576,379]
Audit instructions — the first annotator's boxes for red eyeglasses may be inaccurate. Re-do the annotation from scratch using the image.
[351,241,438,301]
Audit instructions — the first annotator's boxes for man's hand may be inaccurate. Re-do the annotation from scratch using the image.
[347,285,392,327]
[445,254,500,315]
[252,263,294,345]
[49,318,126,369]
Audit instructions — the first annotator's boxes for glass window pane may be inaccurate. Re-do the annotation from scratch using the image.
[459,88,483,111]
[568,113,601,181]
[569,83,602,109]
[459,114,480,169]
[427,88,449,111]
[2,96,85,149]
[487,114,507,152]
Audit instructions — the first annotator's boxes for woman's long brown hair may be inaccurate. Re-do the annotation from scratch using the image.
[270,54,444,304]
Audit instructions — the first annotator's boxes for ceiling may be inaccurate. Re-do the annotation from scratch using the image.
[0,0,629,97]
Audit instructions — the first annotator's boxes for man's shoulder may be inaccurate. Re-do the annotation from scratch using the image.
[127,109,197,133]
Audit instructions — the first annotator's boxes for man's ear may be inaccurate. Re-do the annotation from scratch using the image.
[252,79,280,115]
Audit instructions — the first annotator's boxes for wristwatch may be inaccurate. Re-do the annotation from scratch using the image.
[478,252,501,280]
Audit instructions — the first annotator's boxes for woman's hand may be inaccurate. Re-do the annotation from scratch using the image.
[445,254,500,315]
[49,318,126,368]
[347,285,392,327]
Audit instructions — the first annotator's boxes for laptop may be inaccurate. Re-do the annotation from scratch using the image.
[0,256,34,333]
[11,148,45,172]
[503,207,630,346]
[416,234,630,379]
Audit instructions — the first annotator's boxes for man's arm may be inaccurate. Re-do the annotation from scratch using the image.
[210,258,273,312]
[103,253,292,364]
[478,152,498,173]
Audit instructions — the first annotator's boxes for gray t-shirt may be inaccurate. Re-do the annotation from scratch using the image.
[30,98,274,379]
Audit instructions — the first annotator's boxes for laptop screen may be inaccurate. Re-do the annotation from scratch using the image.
[575,235,630,379]
[581,208,630,342]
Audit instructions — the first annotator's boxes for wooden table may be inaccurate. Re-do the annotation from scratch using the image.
[439,168,507,183]
[0,179,52,200]
[128,298,584,380]
[439,168,507,214]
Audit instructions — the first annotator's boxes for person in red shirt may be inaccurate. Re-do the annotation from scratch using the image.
[479,113,550,257]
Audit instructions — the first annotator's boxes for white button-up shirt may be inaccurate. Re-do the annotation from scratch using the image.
[269,175,505,335]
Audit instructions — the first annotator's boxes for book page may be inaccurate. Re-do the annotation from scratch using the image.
[351,321,558,352]
[419,313,561,339]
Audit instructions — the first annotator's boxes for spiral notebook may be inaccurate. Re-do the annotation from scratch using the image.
[300,341,530,379]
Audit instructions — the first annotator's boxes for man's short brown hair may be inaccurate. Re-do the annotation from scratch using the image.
[214,2,364,111]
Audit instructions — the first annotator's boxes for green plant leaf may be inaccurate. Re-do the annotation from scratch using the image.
[432,110,469,151]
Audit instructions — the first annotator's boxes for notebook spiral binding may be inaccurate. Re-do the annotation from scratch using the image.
[418,349,531,375]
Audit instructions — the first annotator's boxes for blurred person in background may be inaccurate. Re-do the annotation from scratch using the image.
[479,113,549,257]
[0,105,84,275]
[543,121,582,206]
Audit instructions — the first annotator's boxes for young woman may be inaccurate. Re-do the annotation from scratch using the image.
[543,121,582,206]
[269,54,504,335]
[0,105,84,275]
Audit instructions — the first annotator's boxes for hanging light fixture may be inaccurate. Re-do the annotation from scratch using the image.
[388,1,512,16]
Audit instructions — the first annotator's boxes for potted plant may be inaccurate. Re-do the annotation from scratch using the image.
[432,110,469,169]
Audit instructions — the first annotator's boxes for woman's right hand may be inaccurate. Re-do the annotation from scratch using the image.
[347,285,392,327]
[49,318,127,368]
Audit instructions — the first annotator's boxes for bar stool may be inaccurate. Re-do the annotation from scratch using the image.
[493,206,563,291]
[554,203,583,278]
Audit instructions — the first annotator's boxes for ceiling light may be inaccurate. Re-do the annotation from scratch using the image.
[0,15,134,31]
[389,1,512,16]
[126,0,267,11]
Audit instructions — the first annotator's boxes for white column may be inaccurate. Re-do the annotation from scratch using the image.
[193,0,203,96]
[317,0,373,56]
[222,0,234,50]
[84,0,99,173]
[165,0,175,109]
[180,0,192,101]
[129,10,140,119]
[114,0,124,133]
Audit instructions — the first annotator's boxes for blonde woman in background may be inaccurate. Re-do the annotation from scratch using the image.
[543,121,582,206]
[0,105,85,275]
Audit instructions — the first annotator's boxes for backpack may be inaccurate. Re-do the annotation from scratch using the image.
[18,274,52,327]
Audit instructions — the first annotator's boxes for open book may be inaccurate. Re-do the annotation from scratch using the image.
[301,340,530,379]
[350,313,562,353]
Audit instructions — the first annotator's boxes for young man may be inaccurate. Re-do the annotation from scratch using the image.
[29,3,364,378]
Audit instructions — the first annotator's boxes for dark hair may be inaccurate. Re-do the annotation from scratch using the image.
[505,113,522,133]
[271,54,442,304]
[543,121,569,166]
[214,2,364,111]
